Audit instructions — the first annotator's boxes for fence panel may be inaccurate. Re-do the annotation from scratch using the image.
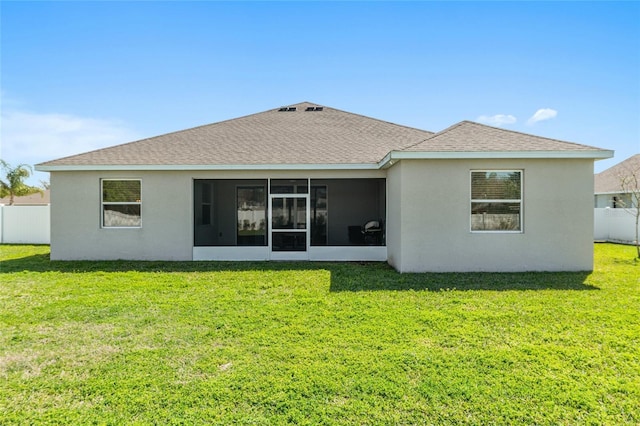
[0,205,50,244]
[594,208,637,244]
[0,206,636,247]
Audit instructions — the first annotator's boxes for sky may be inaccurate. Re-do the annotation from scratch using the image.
[1,1,639,186]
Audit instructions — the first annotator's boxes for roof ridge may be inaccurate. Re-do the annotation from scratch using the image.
[37,104,307,166]
[271,101,436,150]
[316,103,435,136]
[399,121,468,151]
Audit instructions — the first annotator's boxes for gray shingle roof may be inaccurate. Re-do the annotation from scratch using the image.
[37,102,611,169]
[594,154,640,193]
[38,102,434,167]
[403,120,605,152]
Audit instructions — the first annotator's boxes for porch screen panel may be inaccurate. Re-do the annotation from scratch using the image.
[237,186,267,246]
[311,186,328,245]
[310,179,385,246]
[194,179,267,246]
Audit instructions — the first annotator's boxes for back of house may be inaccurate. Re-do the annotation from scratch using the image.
[37,102,612,272]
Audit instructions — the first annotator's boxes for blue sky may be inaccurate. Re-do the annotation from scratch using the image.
[1,1,639,185]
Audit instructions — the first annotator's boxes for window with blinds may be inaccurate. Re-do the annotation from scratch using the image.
[470,171,522,232]
[101,179,141,228]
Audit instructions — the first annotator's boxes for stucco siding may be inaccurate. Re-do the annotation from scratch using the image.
[50,162,594,270]
[50,169,387,261]
[385,163,403,270]
[50,171,193,260]
[393,159,594,272]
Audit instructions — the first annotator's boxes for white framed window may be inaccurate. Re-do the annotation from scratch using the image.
[101,179,141,228]
[470,170,522,232]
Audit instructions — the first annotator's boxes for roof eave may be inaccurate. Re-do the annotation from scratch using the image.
[35,163,381,172]
[595,190,636,195]
[378,149,614,168]
[36,149,615,172]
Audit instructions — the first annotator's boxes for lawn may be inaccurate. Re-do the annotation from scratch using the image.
[0,244,638,425]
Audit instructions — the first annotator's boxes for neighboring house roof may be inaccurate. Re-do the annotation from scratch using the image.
[594,154,640,194]
[36,102,612,172]
[0,189,49,205]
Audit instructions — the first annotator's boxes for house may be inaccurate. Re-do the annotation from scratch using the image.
[0,189,50,206]
[594,154,639,208]
[36,102,613,272]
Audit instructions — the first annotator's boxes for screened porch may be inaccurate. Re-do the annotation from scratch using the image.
[193,178,386,261]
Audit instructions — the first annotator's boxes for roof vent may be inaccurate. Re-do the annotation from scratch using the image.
[305,106,324,111]
[278,107,297,112]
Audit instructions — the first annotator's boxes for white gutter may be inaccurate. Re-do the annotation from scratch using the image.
[35,163,381,172]
[378,150,614,169]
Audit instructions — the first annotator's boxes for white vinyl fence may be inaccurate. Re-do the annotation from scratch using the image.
[0,205,636,247]
[0,205,50,244]
[594,208,638,244]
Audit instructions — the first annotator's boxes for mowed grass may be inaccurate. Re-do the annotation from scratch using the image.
[0,245,638,425]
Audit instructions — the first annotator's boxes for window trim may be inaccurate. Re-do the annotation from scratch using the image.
[470,170,523,234]
[101,178,142,229]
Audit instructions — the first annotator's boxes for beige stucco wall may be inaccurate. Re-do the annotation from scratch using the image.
[385,162,403,270]
[50,169,386,261]
[50,161,594,270]
[50,171,193,260]
[385,158,595,272]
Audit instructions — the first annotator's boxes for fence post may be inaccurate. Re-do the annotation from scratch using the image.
[0,205,4,244]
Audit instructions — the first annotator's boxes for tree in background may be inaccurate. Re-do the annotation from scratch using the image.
[0,160,43,205]
[618,164,640,259]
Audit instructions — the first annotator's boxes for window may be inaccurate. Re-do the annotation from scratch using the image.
[471,171,522,232]
[101,179,141,228]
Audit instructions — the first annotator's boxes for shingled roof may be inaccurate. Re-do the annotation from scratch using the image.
[37,102,612,171]
[404,120,605,153]
[38,102,433,168]
[595,154,640,193]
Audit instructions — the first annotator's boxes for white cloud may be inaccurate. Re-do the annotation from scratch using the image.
[0,108,140,185]
[1,109,139,182]
[475,114,517,127]
[527,108,558,125]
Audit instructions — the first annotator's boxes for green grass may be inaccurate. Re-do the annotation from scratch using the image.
[1,244,638,425]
